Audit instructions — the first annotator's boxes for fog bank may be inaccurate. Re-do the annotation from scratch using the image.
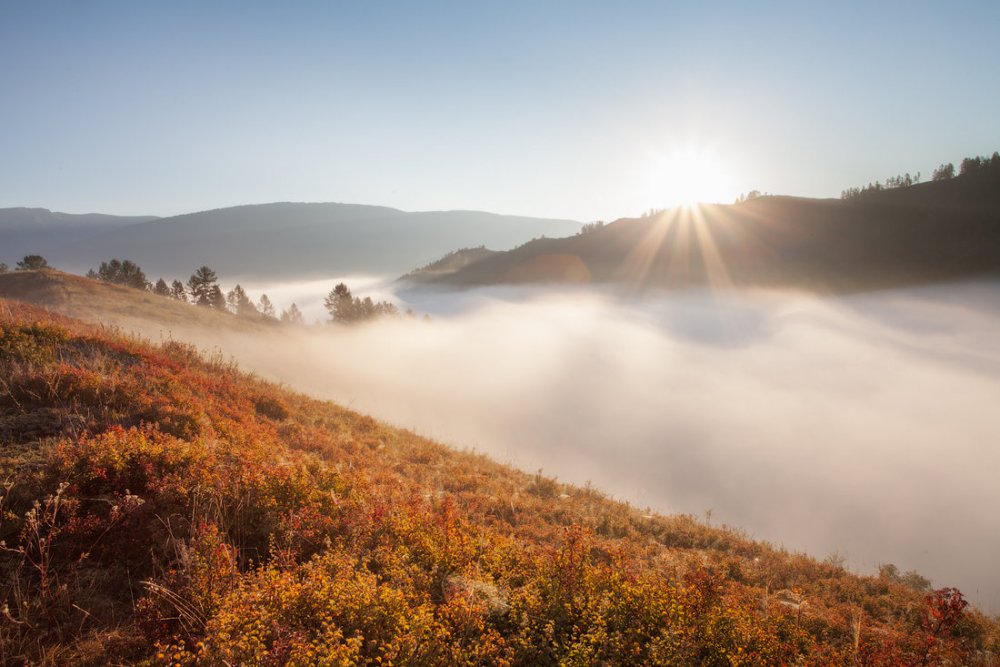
[130,282,1000,611]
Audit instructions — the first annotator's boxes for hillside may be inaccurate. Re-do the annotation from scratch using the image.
[418,167,1000,293]
[0,270,278,334]
[32,202,580,281]
[2,297,998,664]
[402,246,502,282]
[0,208,158,267]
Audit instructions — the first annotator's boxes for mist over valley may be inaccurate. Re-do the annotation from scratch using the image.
[4,3,1000,660]
[19,270,997,611]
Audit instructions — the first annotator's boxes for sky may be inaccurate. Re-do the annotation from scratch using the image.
[1,1,998,221]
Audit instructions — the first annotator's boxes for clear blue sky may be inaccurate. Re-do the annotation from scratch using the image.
[1,1,998,221]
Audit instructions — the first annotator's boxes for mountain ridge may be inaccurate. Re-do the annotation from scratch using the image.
[12,202,581,281]
[415,167,1000,294]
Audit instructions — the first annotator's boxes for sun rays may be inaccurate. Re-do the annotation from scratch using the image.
[622,205,734,290]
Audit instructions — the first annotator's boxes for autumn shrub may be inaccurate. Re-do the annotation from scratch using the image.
[1,297,997,665]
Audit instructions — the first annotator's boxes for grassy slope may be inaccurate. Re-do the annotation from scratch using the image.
[0,270,278,335]
[427,167,1000,293]
[1,295,998,665]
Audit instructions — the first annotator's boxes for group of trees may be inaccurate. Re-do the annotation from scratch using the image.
[841,171,921,199]
[323,282,398,324]
[2,255,51,272]
[184,265,303,323]
[843,151,999,198]
[8,253,402,327]
[150,278,188,301]
[577,220,605,235]
[932,162,955,180]
[87,258,149,289]
[77,259,304,323]
[733,190,764,204]
[959,151,1000,175]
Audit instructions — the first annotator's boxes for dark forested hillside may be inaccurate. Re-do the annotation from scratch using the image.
[422,165,1000,293]
[2,296,998,664]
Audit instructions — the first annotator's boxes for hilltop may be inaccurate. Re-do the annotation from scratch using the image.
[1,293,998,664]
[413,165,1000,293]
[0,269,278,335]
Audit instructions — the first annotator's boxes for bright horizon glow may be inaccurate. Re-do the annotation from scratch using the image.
[0,3,998,220]
[645,147,739,209]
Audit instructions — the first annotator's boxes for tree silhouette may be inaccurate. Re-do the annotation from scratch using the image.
[16,255,49,271]
[93,258,149,289]
[258,294,276,319]
[324,282,398,323]
[280,303,304,324]
[188,266,220,307]
[932,163,955,181]
[207,284,227,310]
[325,283,356,323]
[226,284,258,317]
[170,280,187,302]
[153,278,171,296]
[0,262,8,274]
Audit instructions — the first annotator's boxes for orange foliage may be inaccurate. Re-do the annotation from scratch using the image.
[1,298,997,665]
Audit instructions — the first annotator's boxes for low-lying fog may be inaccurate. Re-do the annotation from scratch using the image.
[137,280,1000,612]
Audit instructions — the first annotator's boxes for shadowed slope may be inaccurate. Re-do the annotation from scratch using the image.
[427,167,1000,293]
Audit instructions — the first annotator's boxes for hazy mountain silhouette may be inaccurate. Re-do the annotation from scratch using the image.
[35,202,579,279]
[419,167,1000,293]
[402,246,501,282]
[0,208,158,265]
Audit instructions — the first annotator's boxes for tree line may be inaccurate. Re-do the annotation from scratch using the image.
[2,254,414,326]
[841,151,1000,199]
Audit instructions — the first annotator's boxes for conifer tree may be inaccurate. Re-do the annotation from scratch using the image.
[207,284,227,310]
[16,255,49,271]
[258,294,276,319]
[187,266,220,306]
[280,303,304,324]
[226,284,258,317]
[324,283,356,323]
[170,280,187,301]
[94,258,149,289]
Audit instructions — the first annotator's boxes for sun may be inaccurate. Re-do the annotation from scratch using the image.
[644,146,737,209]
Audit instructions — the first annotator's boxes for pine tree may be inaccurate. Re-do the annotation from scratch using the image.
[226,284,258,317]
[94,258,148,289]
[170,280,187,302]
[324,283,356,323]
[258,294,276,319]
[207,284,227,311]
[280,303,304,324]
[16,255,49,271]
[153,278,171,296]
[187,266,220,306]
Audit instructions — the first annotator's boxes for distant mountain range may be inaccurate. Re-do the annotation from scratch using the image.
[0,203,580,281]
[412,166,1000,293]
[0,208,159,264]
